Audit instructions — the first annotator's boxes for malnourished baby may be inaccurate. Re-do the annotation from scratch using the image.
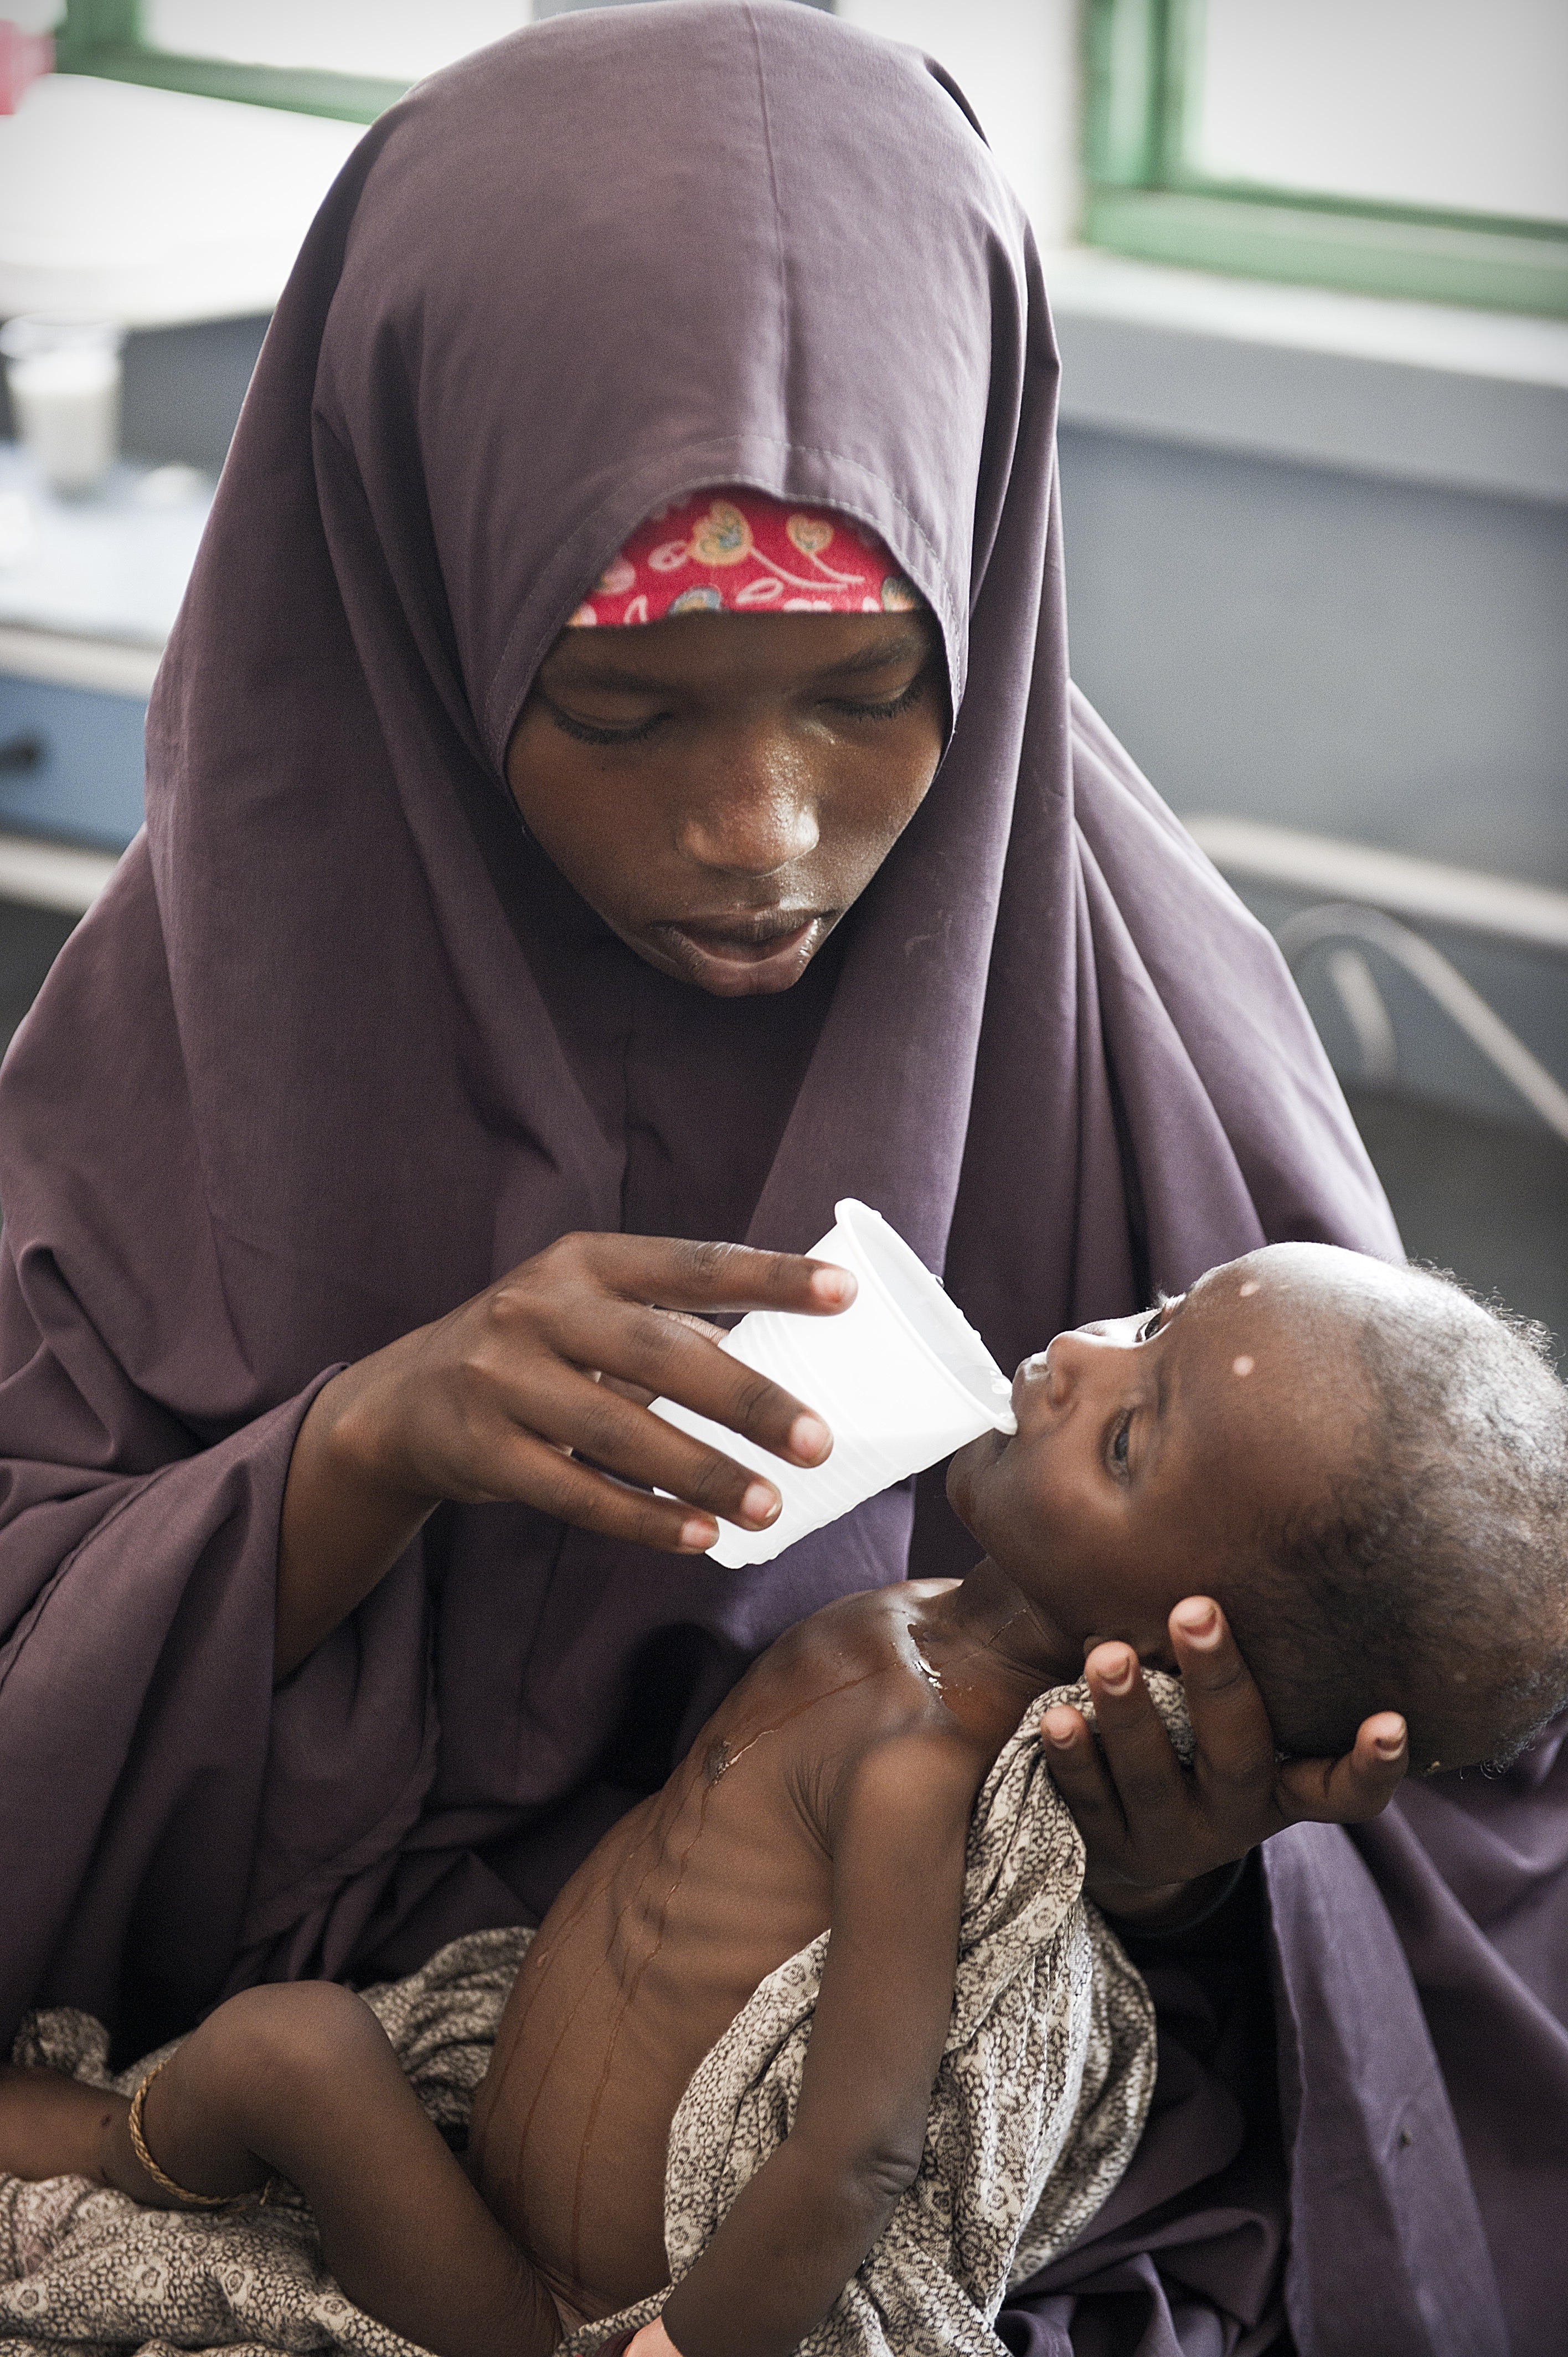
[4,1244,1566,2357]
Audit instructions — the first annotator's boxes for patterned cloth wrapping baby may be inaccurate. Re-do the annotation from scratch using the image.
[1,1677,1190,2357]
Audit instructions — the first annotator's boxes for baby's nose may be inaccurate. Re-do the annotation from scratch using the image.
[1016,1340,1084,1411]
[1039,1322,1134,1398]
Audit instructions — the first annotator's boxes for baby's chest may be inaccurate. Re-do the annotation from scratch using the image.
[620,1771,829,2005]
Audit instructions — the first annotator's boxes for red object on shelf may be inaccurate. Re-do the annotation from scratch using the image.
[0,21,54,114]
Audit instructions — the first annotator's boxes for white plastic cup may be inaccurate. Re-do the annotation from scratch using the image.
[650,1198,1018,1568]
[1,316,124,496]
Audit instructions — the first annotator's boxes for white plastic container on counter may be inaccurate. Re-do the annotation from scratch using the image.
[1,316,124,496]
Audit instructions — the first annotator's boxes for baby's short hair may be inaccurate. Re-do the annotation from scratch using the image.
[1220,1267,1568,1768]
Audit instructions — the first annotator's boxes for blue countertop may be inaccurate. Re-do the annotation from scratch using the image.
[0,442,211,648]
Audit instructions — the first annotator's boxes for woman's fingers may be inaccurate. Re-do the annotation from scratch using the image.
[510,1364,786,1531]
[1079,1641,1214,1855]
[466,1430,721,1554]
[599,1312,725,1406]
[1049,1614,1288,1897]
[1169,1599,1285,1827]
[1275,1711,1409,1823]
[581,1234,857,1320]
[1042,1680,1211,1922]
[1039,1702,1128,1845]
[589,1301,833,1467]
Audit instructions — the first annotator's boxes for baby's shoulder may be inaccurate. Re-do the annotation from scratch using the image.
[773,1587,992,1828]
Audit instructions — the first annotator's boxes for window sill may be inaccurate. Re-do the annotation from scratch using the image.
[0,73,362,326]
[1045,248,1568,504]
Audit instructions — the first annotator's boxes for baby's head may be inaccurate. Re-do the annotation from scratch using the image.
[947,1244,1568,1770]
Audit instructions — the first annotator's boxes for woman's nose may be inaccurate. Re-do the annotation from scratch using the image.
[675,734,821,875]
[678,791,819,874]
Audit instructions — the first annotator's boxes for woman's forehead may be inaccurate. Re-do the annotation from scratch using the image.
[540,608,939,693]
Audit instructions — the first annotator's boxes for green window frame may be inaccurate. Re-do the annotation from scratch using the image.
[1085,0,1568,317]
[53,0,408,122]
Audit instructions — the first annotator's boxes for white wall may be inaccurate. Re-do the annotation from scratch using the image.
[835,0,1082,248]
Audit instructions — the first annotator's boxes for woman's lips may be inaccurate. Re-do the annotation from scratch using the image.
[652,913,826,993]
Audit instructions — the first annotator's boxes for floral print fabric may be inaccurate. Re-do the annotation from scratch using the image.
[567,488,926,627]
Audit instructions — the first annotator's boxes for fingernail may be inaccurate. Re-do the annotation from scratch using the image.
[679,1517,716,1552]
[1374,1728,1406,1759]
[788,1412,831,1462]
[1175,1601,1219,1645]
[1100,1651,1136,1694]
[811,1267,855,1306]
[740,1481,780,1526]
[1042,1711,1077,1748]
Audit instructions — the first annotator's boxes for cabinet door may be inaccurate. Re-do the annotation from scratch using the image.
[0,673,146,850]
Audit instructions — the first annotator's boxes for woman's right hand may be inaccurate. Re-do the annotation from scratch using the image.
[275,1234,854,1676]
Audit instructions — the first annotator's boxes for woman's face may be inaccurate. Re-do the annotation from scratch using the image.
[504,609,948,996]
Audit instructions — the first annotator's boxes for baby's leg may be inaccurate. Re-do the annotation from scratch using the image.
[6,1984,563,2357]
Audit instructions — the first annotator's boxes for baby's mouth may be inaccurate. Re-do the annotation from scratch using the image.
[1007,1354,1051,1427]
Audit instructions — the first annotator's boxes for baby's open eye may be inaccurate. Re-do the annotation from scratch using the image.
[1137,1290,1182,1343]
[1111,1414,1132,1469]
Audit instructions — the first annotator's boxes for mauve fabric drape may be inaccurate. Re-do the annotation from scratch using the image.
[0,6,1559,2351]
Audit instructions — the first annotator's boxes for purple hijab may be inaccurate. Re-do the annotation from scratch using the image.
[0,7,1560,2352]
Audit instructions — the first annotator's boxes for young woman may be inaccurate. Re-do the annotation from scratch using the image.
[0,8,1559,2354]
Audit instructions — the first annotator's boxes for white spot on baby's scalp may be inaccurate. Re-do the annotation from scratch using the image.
[1239,1281,1260,1297]
[1231,1355,1255,1377]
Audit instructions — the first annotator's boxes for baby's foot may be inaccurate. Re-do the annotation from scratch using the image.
[0,2063,126,2185]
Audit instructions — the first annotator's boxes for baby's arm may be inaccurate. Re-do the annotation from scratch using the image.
[0,1983,560,2357]
[656,1725,980,2357]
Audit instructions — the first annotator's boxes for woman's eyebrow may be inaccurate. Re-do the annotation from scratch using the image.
[543,661,676,695]
[813,632,929,680]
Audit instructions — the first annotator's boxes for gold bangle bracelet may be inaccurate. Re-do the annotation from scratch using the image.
[126,2055,279,2211]
[127,2057,231,2208]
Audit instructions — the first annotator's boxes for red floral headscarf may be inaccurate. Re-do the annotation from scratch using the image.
[568,487,926,626]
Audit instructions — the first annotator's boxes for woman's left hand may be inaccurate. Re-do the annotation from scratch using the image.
[1040,1597,1409,1929]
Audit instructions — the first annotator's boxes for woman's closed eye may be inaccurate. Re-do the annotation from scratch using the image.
[825,675,927,724]
[540,695,667,748]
